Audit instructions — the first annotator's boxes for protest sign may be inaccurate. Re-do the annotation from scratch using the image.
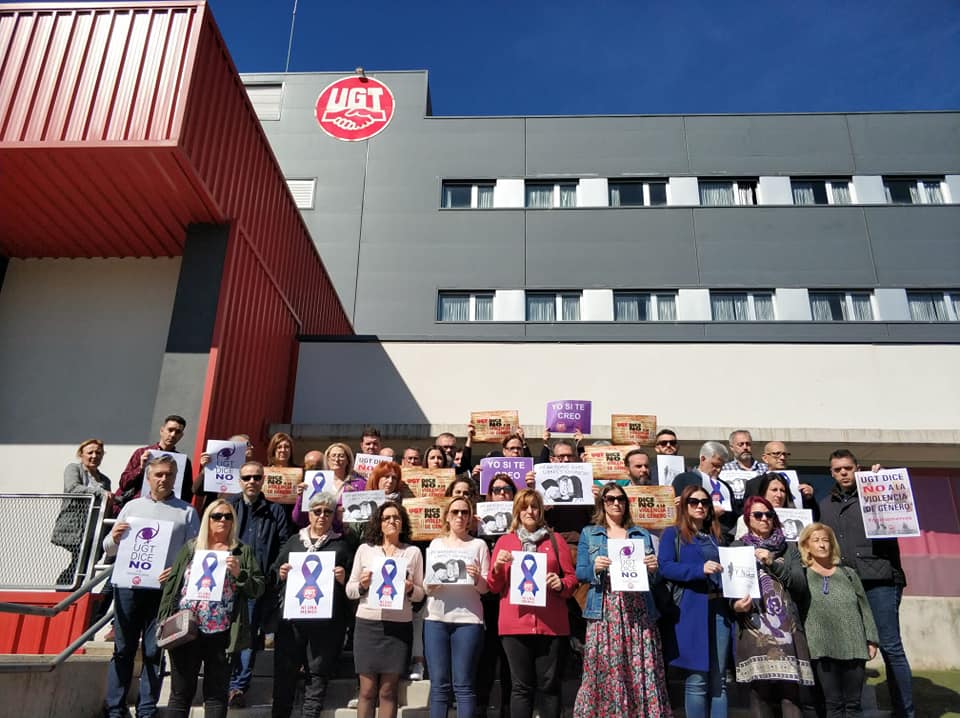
[610,414,657,445]
[477,502,514,537]
[534,463,594,506]
[855,468,921,539]
[301,470,336,511]
[582,445,632,480]
[112,517,174,589]
[404,498,446,541]
[545,400,591,434]
[773,470,804,508]
[623,485,677,530]
[480,457,533,493]
[144,449,188,498]
[775,508,814,542]
[509,551,547,607]
[201,440,246,494]
[342,490,387,523]
[262,467,304,505]
[401,467,454,498]
[283,551,336,619]
[608,539,650,592]
[367,555,408,610]
[718,546,760,599]
[354,453,388,480]
[425,548,475,586]
[657,455,685,487]
[470,411,519,443]
[719,469,756,502]
[184,550,229,602]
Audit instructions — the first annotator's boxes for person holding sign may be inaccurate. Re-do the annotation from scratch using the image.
[270,492,354,718]
[658,485,734,718]
[158,499,265,718]
[672,441,739,542]
[423,496,490,718]
[729,496,814,717]
[573,483,670,717]
[116,414,195,510]
[292,442,367,529]
[487,489,577,718]
[735,473,797,540]
[346,501,425,718]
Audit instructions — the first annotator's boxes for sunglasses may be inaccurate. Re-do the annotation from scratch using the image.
[210,513,234,522]
[311,508,333,517]
[449,509,471,517]
[490,485,515,495]
[751,511,775,520]
[603,495,627,504]
[686,497,711,508]
[657,440,678,447]
[239,474,263,482]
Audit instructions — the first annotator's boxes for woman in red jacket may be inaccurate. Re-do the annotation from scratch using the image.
[487,488,577,718]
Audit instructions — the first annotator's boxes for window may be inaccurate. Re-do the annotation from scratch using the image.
[699,180,757,207]
[244,83,283,121]
[613,292,677,321]
[608,180,668,207]
[710,292,775,321]
[441,181,495,209]
[525,292,581,321]
[791,179,852,205]
[437,292,494,321]
[907,291,960,321]
[809,291,874,321]
[883,178,946,205]
[286,179,316,209]
[525,182,577,208]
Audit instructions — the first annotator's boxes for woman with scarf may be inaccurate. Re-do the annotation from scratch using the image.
[486,488,577,718]
[730,495,814,718]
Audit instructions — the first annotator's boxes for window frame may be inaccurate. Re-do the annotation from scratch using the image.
[440,181,496,209]
[698,179,758,207]
[882,177,948,205]
[906,290,960,321]
[525,291,582,322]
[808,291,876,322]
[612,291,677,321]
[524,181,579,209]
[608,179,669,207]
[709,291,776,321]
[790,178,854,206]
[437,291,496,322]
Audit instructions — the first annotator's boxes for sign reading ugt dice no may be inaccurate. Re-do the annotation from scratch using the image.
[315,76,395,142]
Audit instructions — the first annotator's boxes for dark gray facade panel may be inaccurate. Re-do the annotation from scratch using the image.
[524,117,689,177]
[883,323,960,342]
[524,210,700,287]
[694,208,877,287]
[845,114,960,174]
[864,207,960,287]
[701,321,887,342]
[683,115,856,175]
[165,224,229,353]
[522,322,707,340]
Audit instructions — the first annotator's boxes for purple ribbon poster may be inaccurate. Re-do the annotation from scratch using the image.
[545,400,591,434]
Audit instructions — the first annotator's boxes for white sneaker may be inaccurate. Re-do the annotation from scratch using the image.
[408,661,425,681]
[347,697,359,708]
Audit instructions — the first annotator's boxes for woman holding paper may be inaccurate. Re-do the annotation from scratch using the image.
[158,499,265,718]
[486,488,577,718]
[346,500,425,718]
[291,442,366,528]
[573,482,671,717]
[734,473,796,540]
[423,496,490,718]
[659,485,734,718]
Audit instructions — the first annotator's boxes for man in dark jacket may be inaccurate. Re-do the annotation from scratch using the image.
[227,461,292,707]
[672,441,740,541]
[819,449,914,718]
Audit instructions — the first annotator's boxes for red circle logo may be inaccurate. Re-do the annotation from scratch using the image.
[315,76,395,142]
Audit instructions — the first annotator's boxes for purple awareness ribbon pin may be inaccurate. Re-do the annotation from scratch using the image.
[518,554,539,596]
[296,555,324,604]
[195,552,219,592]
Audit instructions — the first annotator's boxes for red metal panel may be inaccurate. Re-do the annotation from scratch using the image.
[0,592,93,654]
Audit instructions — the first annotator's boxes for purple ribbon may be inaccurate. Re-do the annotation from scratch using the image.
[709,477,723,502]
[377,559,398,601]
[518,553,539,596]
[296,555,324,605]
[311,473,326,496]
[195,552,219,592]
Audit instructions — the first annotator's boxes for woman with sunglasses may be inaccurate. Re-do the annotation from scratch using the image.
[735,473,796,540]
[423,496,490,718]
[659,484,734,718]
[730,495,814,717]
[158,499,265,718]
[574,482,671,717]
[346,500,425,718]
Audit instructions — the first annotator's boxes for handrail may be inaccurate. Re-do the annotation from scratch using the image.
[0,566,113,617]
[0,606,115,673]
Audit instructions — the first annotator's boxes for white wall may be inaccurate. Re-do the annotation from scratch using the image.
[853,175,886,204]
[577,178,608,207]
[668,177,699,206]
[758,176,793,205]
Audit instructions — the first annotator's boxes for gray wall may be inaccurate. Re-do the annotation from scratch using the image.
[245,70,960,342]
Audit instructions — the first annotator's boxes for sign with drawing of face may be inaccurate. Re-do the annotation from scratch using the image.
[533,463,594,506]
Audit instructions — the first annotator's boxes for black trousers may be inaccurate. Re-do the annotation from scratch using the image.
[272,618,346,718]
[476,596,512,717]
[814,658,866,718]
[166,630,231,718]
[500,634,566,718]
[749,680,803,718]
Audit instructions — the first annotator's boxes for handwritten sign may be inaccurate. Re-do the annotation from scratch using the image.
[471,410,519,443]
[623,485,676,530]
[582,445,632,480]
[657,455,685,487]
[262,467,304,505]
[354,453,389,480]
[367,556,408,610]
[534,463,594,506]
[545,400,591,434]
[112,517,174,589]
[775,508,814,542]
[477,502,514,536]
[480,457,533,493]
[425,548,475,586]
[608,539,650,592]
[509,551,547,607]
[610,414,657,445]
[342,490,387,523]
[404,498,446,541]
[855,468,921,539]
[283,551,336,619]
[184,550,229,602]
[144,449,188,498]
[401,467,454,498]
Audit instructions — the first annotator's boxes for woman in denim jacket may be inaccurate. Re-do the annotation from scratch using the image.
[573,482,672,717]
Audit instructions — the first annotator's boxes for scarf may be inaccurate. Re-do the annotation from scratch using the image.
[740,528,787,555]
[298,526,341,551]
[516,526,549,552]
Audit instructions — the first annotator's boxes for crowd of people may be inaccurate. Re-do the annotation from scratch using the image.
[61,415,914,718]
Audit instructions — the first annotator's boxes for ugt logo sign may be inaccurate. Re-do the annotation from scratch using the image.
[315,76,395,142]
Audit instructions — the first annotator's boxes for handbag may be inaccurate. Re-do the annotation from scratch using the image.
[157,609,198,649]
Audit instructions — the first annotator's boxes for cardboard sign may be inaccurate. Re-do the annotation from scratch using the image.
[477,502,514,536]
[610,414,657,445]
[184,550,229,602]
[775,508,814,542]
[144,449,188,498]
[718,546,760,599]
[404,498,446,541]
[623,485,677,530]
[582,445,632,480]
[112,517,174,589]
[367,556,408,610]
[534,463,594,506]
[301,470,336,511]
[401,467,454,498]
[425,548,475,586]
[480,457,533,493]
[855,468,921,539]
[470,410,519,443]
[342,490,387,523]
[262,467,304,505]
[202,440,246,494]
[545,400,591,434]
[283,551,336,619]
[509,551,547,607]
[608,539,650,592]
[354,453,389,480]
[657,455,685,487]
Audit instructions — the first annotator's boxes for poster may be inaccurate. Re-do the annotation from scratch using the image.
[184,549,229,602]
[342,490,387,523]
[401,467,454,498]
[367,555,408,610]
[582,445,631,480]
[718,546,760,599]
[657,455,685,487]
[509,551,547,607]
[480,457,533,493]
[354,453,389,480]
[719,469,756,502]
[623,485,677,529]
[144,449,188,498]
[855,468,921,539]
[300,470,336,511]
[262,467,304,505]
[425,548,475,586]
[775,508,814,541]
[201,440,246,494]
[404,498,446,541]
[112,517,174,589]
[703,475,733,512]
[283,551,336,619]
[477,501,514,536]
[470,410,519,443]
[772,470,804,508]
[534,462,594,506]
[607,539,650,592]
[610,414,657,445]
[545,400,591,434]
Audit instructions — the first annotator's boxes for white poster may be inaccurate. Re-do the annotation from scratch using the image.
[202,440,246,494]
[301,470,336,511]
[184,549,229,602]
[773,470,804,509]
[719,469,756,502]
[855,468,921,539]
[283,551,336,619]
[112,517,174,589]
[657,455,685,487]
[354,453,389,479]
[702,475,733,512]
[607,539,650,592]
[367,556,408,610]
[533,462,594,506]
[425,548,475,586]
[342,490,387,522]
[718,546,760,599]
[477,502,514,536]
[144,449,188,498]
[775,507,814,542]
[509,550,547,607]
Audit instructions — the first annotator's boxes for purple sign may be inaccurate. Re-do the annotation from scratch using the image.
[545,400,592,434]
[480,457,534,494]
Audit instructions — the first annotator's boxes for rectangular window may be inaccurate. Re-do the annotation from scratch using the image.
[613,292,677,321]
[245,83,283,121]
[809,291,875,321]
[441,181,495,209]
[883,177,947,205]
[710,291,775,321]
[437,292,495,321]
[699,180,757,206]
[791,179,852,205]
[608,180,668,207]
[907,291,959,321]
[286,179,316,210]
[525,181,578,208]
[526,292,581,321]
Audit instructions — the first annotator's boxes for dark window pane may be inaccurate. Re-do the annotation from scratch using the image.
[648,182,667,206]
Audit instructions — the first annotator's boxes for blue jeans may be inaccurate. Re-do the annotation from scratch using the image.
[230,596,263,692]
[104,587,163,718]
[865,584,914,718]
[423,620,483,718]
[684,600,731,718]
